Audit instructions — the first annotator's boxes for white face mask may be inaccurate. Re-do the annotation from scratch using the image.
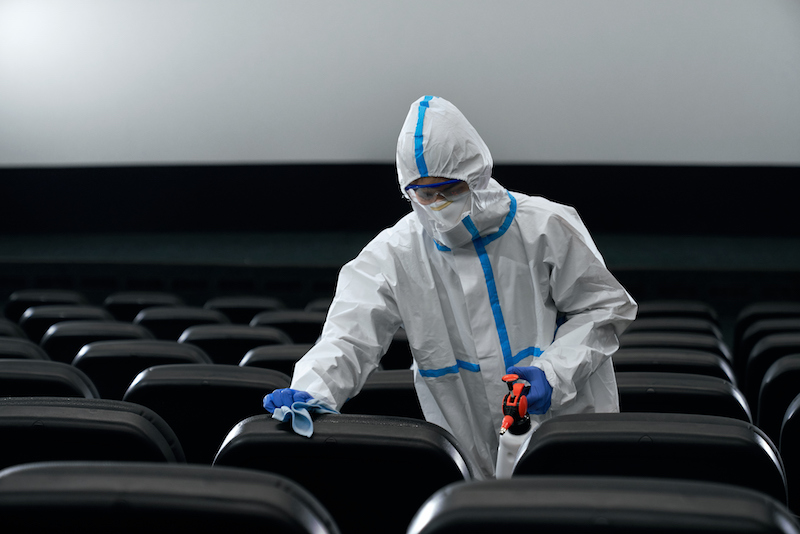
[423,192,471,232]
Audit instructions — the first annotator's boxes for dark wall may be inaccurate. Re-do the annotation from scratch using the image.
[1,163,795,236]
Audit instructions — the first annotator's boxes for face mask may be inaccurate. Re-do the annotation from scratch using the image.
[423,192,471,232]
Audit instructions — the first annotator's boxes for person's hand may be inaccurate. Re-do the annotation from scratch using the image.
[506,366,552,414]
[263,388,313,413]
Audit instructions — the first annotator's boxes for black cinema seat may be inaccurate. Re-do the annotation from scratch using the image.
[636,300,720,325]
[103,291,184,322]
[340,369,424,419]
[249,310,326,344]
[0,337,50,360]
[0,360,99,398]
[513,412,787,505]
[72,339,212,399]
[758,355,800,443]
[0,319,26,339]
[0,397,185,469]
[3,289,88,323]
[624,317,723,339]
[304,297,332,313]
[619,331,732,362]
[407,476,799,534]
[0,462,340,534]
[214,413,475,534]
[39,320,154,364]
[745,332,800,413]
[133,306,229,341]
[204,295,286,324]
[737,318,800,382]
[616,372,752,423]
[123,364,291,464]
[19,304,113,344]
[780,393,800,514]
[612,347,737,384]
[734,302,800,366]
[239,343,313,376]
[177,324,292,365]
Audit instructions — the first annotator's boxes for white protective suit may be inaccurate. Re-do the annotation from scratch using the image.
[291,95,637,479]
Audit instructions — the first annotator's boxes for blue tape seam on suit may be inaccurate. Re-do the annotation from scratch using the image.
[419,193,544,377]
[414,96,435,177]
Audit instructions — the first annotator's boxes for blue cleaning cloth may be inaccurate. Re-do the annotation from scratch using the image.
[271,399,338,438]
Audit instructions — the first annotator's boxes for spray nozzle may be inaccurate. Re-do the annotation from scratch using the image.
[500,374,531,435]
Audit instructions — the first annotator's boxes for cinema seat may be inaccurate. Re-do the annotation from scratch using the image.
[407,476,799,534]
[612,347,737,383]
[757,355,800,443]
[214,413,474,534]
[72,339,212,399]
[0,397,185,469]
[39,320,154,364]
[616,372,751,423]
[249,310,326,344]
[133,306,229,341]
[123,364,291,463]
[177,324,292,365]
[19,305,113,344]
[0,462,340,534]
[0,359,99,398]
[340,369,424,419]
[204,295,286,324]
[0,338,50,361]
[624,317,723,339]
[103,291,184,322]
[745,333,800,412]
[239,343,313,375]
[513,412,787,505]
[0,319,26,339]
[3,289,88,323]
[636,300,720,325]
[619,331,732,362]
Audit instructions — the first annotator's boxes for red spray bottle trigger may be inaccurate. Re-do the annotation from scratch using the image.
[500,374,531,435]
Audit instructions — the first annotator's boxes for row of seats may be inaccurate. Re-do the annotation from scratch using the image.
[0,400,797,533]
[2,289,800,531]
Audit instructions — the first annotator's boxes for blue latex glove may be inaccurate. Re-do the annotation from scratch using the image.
[263,388,313,413]
[506,366,553,414]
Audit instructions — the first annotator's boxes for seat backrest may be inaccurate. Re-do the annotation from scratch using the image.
[3,289,87,323]
[0,318,26,339]
[0,397,185,468]
[738,318,800,381]
[340,369,424,419]
[177,324,292,365]
[0,359,99,398]
[514,412,787,505]
[636,300,720,324]
[0,337,50,360]
[239,343,313,375]
[613,347,737,384]
[734,302,800,366]
[133,306,229,341]
[214,413,474,534]
[619,332,732,361]
[624,317,723,339]
[204,295,286,324]
[19,304,113,344]
[746,333,800,411]
[780,393,800,514]
[0,461,340,534]
[616,372,751,423]
[407,476,799,534]
[123,364,290,463]
[249,310,326,344]
[39,320,154,363]
[103,291,184,322]
[758,355,800,443]
[72,339,212,399]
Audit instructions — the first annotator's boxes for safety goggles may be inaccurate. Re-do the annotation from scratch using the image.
[404,179,470,205]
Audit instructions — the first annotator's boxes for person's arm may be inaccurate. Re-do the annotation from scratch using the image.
[523,208,637,411]
[288,242,404,410]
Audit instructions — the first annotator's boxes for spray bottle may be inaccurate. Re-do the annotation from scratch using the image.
[495,373,540,479]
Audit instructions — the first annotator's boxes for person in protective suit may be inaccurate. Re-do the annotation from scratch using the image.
[265,95,638,479]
